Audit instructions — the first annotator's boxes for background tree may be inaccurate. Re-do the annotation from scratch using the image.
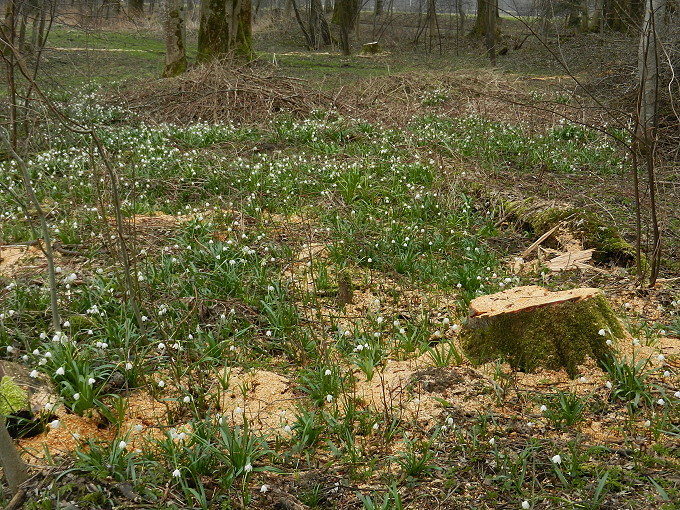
[164,0,187,75]
[332,0,359,55]
[129,0,144,15]
[197,0,253,60]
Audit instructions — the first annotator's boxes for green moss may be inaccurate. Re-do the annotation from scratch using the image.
[0,376,29,416]
[504,199,642,269]
[461,292,623,378]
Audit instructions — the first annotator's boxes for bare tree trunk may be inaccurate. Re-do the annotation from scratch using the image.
[332,0,359,54]
[636,0,664,284]
[485,0,496,64]
[197,0,253,60]
[309,0,330,48]
[164,0,187,76]
[374,0,382,15]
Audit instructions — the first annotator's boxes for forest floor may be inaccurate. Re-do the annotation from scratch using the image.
[1,14,679,510]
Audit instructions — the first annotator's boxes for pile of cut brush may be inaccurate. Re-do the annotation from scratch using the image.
[117,59,341,125]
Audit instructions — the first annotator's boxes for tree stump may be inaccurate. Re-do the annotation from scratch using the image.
[460,286,623,378]
[361,42,383,54]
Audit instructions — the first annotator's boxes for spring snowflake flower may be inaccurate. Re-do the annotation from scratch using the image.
[73,393,80,400]
[234,406,243,415]
[244,463,253,473]
[606,339,612,346]
[49,419,60,429]
[657,398,665,406]
[657,354,665,362]
[489,438,495,446]
[644,420,651,427]
[606,381,613,389]
[326,394,333,403]
[183,396,191,403]
[324,369,332,376]
[580,377,587,383]
[172,468,181,478]
[522,501,531,509]
[283,425,292,433]
[551,454,562,465]
[125,362,133,370]
[633,338,640,346]
[55,367,65,376]
[260,485,268,493]
[540,405,547,412]
[598,329,606,336]
[88,377,96,386]
[30,370,39,378]
[158,380,165,388]
[118,441,127,450]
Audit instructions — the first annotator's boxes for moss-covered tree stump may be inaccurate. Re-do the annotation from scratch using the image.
[460,286,623,378]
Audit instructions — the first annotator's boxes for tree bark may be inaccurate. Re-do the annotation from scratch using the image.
[197,0,253,60]
[309,0,331,49]
[164,0,187,76]
[332,0,359,55]
[471,0,496,38]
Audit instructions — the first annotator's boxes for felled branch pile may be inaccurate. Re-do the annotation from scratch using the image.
[119,61,340,125]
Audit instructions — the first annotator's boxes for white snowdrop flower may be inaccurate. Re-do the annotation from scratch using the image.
[178,432,186,441]
[137,274,144,282]
[268,285,275,292]
[443,317,450,325]
[87,329,93,335]
[367,258,372,263]
[434,330,442,338]
[674,391,680,399]
[172,343,180,350]
[183,395,191,403]
[489,438,495,446]
[393,320,400,327]
[229,345,236,351]
[55,367,65,376]
[30,370,39,378]
[55,267,62,273]
[265,330,272,337]
[344,330,351,337]
[97,268,103,274]
[49,419,60,429]
[172,468,181,478]
[324,369,332,376]
[158,380,165,388]
[606,381,613,389]
[141,316,148,322]
[234,406,243,415]
[452,324,460,332]
[413,398,420,405]
[660,330,666,336]
[244,463,253,473]
[657,354,665,362]
[158,342,166,351]
[135,424,143,432]
[6,346,15,354]
[580,376,587,383]
[22,355,28,362]
[283,425,292,433]
[33,349,40,355]
[540,405,548,412]
[551,454,562,465]
[663,371,670,378]
[447,417,454,426]
[73,393,80,400]
[527,422,534,428]
[598,329,606,336]
[657,398,665,406]
[44,351,52,358]
[39,358,47,366]
[441,425,448,432]
[399,328,406,334]
[522,501,530,509]
[372,423,379,431]
[88,377,96,386]
[606,339,612,346]
[118,441,127,450]
[644,420,651,427]
[260,485,268,493]
[44,402,53,411]
[125,362,133,370]
[326,394,333,403]
[633,338,640,346]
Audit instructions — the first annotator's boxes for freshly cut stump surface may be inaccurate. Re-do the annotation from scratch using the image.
[461,286,622,378]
